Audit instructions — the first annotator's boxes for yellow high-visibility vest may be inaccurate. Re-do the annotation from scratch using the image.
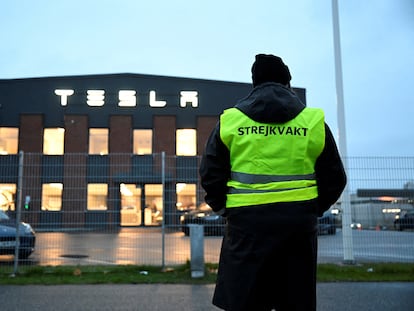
[220,107,325,208]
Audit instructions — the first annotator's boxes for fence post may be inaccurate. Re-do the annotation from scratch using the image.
[12,151,24,275]
[189,224,205,278]
[161,151,166,270]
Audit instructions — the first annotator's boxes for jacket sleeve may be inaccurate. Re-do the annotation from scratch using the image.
[199,121,230,215]
[315,123,347,216]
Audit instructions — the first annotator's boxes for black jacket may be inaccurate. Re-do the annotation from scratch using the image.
[199,82,346,217]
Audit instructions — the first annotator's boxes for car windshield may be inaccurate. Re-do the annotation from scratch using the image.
[0,210,10,220]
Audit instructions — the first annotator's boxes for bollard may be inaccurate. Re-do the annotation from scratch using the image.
[189,224,205,278]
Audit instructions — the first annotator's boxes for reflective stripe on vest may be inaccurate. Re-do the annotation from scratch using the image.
[220,107,325,208]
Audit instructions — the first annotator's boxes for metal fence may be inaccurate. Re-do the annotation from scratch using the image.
[0,153,413,273]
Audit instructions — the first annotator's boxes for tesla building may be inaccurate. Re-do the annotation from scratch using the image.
[0,73,306,229]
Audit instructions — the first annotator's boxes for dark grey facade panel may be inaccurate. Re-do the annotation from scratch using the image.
[0,73,306,128]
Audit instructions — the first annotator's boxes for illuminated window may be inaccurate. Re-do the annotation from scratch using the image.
[87,184,108,210]
[0,184,16,211]
[41,183,63,211]
[133,129,152,155]
[0,127,18,155]
[43,128,65,155]
[120,183,142,226]
[89,128,108,155]
[144,184,163,226]
[176,183,196,211]
[176,129,197,156]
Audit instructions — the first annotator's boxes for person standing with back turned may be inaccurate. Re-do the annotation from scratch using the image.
[199,54,346,311]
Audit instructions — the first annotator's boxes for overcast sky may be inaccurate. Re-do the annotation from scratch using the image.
[1,0,413,157]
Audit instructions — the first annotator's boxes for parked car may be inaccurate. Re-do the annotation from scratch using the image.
[318,211,337,235]
[180,204,226,236]
[0,210,36,259]
[394,210,414,231]
[181,204,337,236]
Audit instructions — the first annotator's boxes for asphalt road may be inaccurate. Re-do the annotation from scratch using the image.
[1,282,413,311]
[4,228,412,266]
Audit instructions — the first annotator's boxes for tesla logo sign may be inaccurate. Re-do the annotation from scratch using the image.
[54,89,198,108]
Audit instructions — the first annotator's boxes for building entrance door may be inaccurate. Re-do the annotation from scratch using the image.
[120,183,163,227]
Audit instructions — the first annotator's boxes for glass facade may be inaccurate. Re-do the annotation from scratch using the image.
[43,128,65,155]
[87,184,108,210]
[0,127,18,155]
[41,183,63,211]
[176,129,197,156]
[133,129,152,155]
[89,129,108,155]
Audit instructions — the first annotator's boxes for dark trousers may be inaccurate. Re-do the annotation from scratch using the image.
[213,229,318,311]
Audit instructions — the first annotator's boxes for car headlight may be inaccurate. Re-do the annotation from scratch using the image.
[180,215,185,222]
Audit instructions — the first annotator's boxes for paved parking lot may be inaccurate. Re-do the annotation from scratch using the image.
[1,282,414,311]
[13,228,414,266]
[1,227,414,267]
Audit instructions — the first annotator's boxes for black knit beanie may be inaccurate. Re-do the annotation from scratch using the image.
[251,54,292,87]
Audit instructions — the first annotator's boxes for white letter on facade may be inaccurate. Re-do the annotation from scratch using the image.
[54,89,74,106]
[180,91,198,108]
[118,90,137,107]
[87,90,105,106]
[149,90,166,107]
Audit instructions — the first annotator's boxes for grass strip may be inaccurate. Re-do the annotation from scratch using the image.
[0,262,413,285]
